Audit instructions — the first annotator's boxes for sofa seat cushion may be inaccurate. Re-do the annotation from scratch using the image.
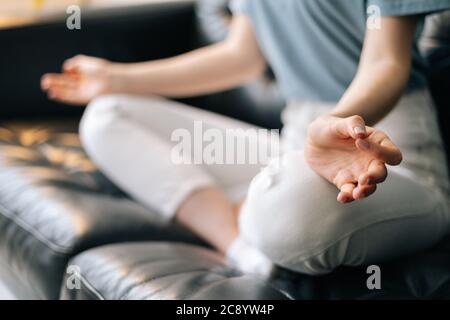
[62,236,450,300]
[0,119,205,299]
[268,235,450,299]
[61,242,289,300]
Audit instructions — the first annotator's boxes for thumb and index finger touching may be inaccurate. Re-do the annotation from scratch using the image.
[333,116,402,166]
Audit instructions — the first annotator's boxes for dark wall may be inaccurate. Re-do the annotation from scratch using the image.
[421,11,450,165]
[428,50,450,165]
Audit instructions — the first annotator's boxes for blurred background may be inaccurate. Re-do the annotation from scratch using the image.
[0,0,186,28]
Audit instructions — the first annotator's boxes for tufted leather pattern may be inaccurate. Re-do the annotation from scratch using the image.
[60,243,289,300]
[61,236,450,300]
[0,120,206,299]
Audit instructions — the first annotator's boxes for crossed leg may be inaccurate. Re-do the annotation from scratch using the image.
[79,94,279,254]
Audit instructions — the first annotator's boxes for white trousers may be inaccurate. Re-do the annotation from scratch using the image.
[79,91,450,275]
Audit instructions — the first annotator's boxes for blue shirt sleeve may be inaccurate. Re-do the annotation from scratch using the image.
[229,0,251,15]
[367,0,450,16]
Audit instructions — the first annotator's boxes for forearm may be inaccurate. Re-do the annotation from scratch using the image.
[330,59,410,126]
[330,16,418,126]
[109,43,264,98]
[106,16,265,98]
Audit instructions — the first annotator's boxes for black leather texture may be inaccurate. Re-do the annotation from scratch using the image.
[0,120,206,299]
[60,243,289,300]
[60,237,450,300]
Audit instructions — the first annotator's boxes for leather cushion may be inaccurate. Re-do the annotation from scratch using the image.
[268,235,450,299]
[61,242,289,300]
[62,236,450,300]
[0,119,206,299]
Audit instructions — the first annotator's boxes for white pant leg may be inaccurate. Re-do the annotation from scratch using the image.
[79,94,279,220]
[240,151,450,275]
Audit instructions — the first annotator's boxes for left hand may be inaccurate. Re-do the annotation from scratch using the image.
[41,55,114,105]
[305,115,403,203]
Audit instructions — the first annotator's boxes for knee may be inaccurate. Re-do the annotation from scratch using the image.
[79,94,125,152]
[239,151,355,274]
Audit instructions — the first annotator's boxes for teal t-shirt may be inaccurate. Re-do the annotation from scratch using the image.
[230,0,450,102]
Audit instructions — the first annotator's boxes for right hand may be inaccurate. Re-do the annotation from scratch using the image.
[305,115,402,203]
[41,55,114,105]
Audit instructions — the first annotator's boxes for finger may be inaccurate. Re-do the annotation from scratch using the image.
[41,74,55,90]
[370,130,402,165]
[353,184,377,200]
[358,160,387,185]
[333,170,355,189]
[356,135,402,166]
[378,136,403,166]
[41,74,79,91]
[334,115,367,140]
[337,183,356,203]
[48,86,71,100]
[47,87,84,105]
[62,55,86,73]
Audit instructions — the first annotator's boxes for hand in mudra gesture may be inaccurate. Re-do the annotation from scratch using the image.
[305,115,403,203]
[41,55,112,105]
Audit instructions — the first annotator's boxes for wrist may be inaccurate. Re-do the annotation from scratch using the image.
[328,110,347,119]
[104,62,129,94]
[309,114,341,128]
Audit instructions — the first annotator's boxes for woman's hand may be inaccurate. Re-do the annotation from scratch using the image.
[305,115,402,203]
[41,55,116,105]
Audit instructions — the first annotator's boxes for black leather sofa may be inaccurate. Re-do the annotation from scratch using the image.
[0,1,449,300]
